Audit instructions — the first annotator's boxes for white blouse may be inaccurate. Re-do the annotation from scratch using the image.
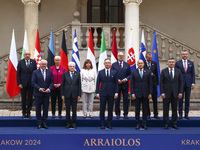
[81,69,97,93]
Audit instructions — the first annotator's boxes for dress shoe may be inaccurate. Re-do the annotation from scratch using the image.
[107,126,112,129]
[22,114,26,118]
[116,115,120,119]
[142,125,148,130]
[52,114,55,118]
[59,114,62,119]
[185,116,189,120]
[83,114,87,118]
[27,114,32,119]
[172,125,179,130]
[65,124,71,128]
[89,115,93,119]
[164,125,169,129]
[135,124,140,130]
[124,115,128,119]
[71,123,76,129]
[43,124,48,129]
[178,116,182,119]
[37,124,42,129]
[147,115,150,119]
[154,115,160,119]
[101,126,105,129]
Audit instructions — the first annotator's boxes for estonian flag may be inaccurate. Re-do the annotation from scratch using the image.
[47,29,55,68]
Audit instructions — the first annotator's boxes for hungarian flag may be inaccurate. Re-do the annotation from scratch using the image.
[60,30,68,71]
[87,29,96,73]
[6,29,20,98]
[34,29,42,69]
[98,30,107,72]
[111,29,118,64]
[47,29,55,68]
[21,29,28,59]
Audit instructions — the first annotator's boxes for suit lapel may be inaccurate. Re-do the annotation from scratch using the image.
[67,72,72,84]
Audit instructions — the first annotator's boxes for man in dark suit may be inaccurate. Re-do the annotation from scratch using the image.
[17,50,37,118]
[144,52,159,119]
[160,58,183,130]
[130,60,152,130]
[32,59,54,129]
[175,50,195,119]
[96,58,118,129]
[112,52,131,119]
[61,62,81,129]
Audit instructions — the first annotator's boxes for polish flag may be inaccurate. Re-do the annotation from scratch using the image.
[111,29,118,64]
[6,29,20,98]
[87,29,97,73]
[34,29,42,69]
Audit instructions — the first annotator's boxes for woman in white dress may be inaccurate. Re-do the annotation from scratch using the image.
[81,59,96,118]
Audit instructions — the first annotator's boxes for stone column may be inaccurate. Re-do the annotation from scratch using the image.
[123,0,142,62]
[22,0,41,58]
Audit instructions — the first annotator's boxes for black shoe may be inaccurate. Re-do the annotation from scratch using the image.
[172,125,179,130]
[22,114,26,118]
[154,115,160,119]
[147,115,150,119]
[178,116,182,119]
[135,124,140,130]
[59,114,62,119]
[71,123,76,129]
[164,125,169,129]
[185,116,189,120]
[101,126,105,129]
[52,114,55,118]
[65,124,71,128]
[142,125,148,130]
[43,124,48,129]
[27,114,32,119]
[124,115,128,119]
[37,124,42,129]
[116,115,120,119]
[107,126,112,129]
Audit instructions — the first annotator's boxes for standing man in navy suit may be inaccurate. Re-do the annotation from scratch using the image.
[32,60,54,129]
[175,50,195,119]
[160,58,183,130]
[96,58,118,129]
[130,60,152,130]
[144,52,159,119]
[17,50,37,118]
[112,52,131,119]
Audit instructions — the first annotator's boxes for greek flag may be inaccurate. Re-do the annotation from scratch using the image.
[71,29,80,72]
[139,29,146,62]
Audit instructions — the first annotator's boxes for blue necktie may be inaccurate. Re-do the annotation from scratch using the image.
[170,69,173,80]
[140,70,143,79]
[71,72,74,80]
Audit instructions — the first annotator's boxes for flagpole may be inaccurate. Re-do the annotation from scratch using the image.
[12,98,15,111]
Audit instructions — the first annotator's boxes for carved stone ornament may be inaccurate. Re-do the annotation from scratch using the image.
[123,0,143,4]
[22,0,41,4]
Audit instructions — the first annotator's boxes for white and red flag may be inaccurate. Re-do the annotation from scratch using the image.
[34,29,42,69]
[111,29,118,65]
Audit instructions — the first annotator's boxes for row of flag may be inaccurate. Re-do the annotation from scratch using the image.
[6,28,161,99]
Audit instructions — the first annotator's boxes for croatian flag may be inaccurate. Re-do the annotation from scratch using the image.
[71,29,80,72]
[127,30,136,71]
[139,29,146,62]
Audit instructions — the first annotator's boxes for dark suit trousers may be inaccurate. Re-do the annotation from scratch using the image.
[35,96,49,125]
[20,85,33,115]
[115,88,129,116]
[51,90,62,115]
[100,95,114,126]
[163,94,178,126]
[178,84,191,117]
[135,97,148,126]
[147,84,158,116]
[65,97,77,124]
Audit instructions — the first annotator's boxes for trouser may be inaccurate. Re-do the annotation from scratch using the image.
[147,84,158,116]
[51,90,62,115]
[65,97,77,124]
[82,92,94,116]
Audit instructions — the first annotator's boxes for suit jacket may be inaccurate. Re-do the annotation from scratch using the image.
[96,69,119,96]
[175,60,195,87]
[111,61,131,89]
[17,59,37,87]
[160,68,183,99]
[61,71,81,98]
[32,69,54,97]
[130,69,153,98]
[144,60,158,86]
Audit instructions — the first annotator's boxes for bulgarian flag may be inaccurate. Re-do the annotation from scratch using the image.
[111,29,118,65]
[34,29,42,69]
[6,29,20,98]
[21,29,28,59]
[87,29,96,73]
[98,30,107,72]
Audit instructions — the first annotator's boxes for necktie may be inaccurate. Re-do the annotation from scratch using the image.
[148,62,151,69]
[120,62,122,69]
[170,69,173,80]
[107,70,109,77]
[42,70,45,81]
[71,72,74,80]
[140,70,143,79]
[27,60,29,68]
[184,60,187,72]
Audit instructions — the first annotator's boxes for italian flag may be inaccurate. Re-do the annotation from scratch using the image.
[87,29,97,73]
[6,29,20,98]
[98,30,107,71]
[111,29,118,64]
[34,29,42,69]
[21,29,28,59]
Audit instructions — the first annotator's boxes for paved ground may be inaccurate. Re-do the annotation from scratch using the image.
[0,109,199,117]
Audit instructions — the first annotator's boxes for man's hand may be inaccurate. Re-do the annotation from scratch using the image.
[62,96,65,101]
[77,96,81,101]
[114,94,118,99]
[18,84,23,89]
[178,93,182,99]
[96,94,100,100]
[161,94,166,99]
[118,79,122,84]
[39,88,45,93]
[122,78,127,83]
[191,84,195,90]
[132,94,136,100]
[45,89,50,93]
[148,94,152,99]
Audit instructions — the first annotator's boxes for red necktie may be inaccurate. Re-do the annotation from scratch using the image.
[184,60,187,72]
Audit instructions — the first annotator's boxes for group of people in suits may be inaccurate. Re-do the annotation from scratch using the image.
[16,49,195,130]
